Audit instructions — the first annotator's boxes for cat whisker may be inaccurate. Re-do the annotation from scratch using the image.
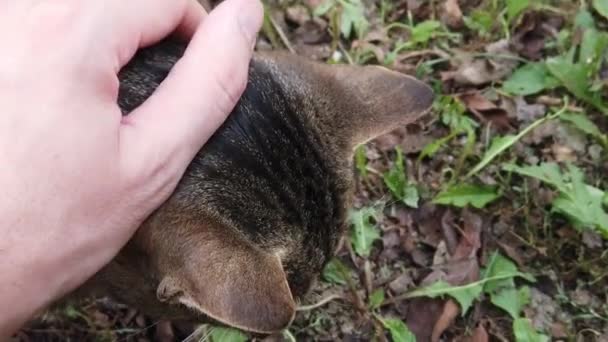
[116,319,161,342]
[197,326,214,342]
[178,324,207,342]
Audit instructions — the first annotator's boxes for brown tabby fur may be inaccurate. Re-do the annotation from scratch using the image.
[73,39,433,334]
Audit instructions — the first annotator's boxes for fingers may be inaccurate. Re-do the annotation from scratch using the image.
[107,0,207,68]
[174,0,208,40]
[119,0,263,184]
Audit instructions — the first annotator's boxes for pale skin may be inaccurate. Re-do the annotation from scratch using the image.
[0,0,263,338]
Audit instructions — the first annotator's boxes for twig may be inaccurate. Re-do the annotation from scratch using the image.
[397,48,450,61]
[267,11,295,53]
[297,294,345,311]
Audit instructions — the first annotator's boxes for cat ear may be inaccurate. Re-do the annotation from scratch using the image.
[254,53,434,149]
[329,64,434,146]
[155,229,295,334]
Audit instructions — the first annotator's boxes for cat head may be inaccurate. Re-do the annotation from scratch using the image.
[103,44,433,334]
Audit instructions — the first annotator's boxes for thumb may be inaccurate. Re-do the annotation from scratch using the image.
[119,0,263,183]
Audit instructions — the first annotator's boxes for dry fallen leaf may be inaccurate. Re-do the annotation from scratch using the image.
[470,323,490,342]
[524,288,559,333]
[511,97,547,123]
[413,203,446,248]
[551,144,577,162]
[303,0,324,8]
[512,12,563,60]
[408,210,484,341]
[461,92,513,130]
[550,322,568,339]
[294,18,330,44]
[441,209,458,255]
[285,5,311,26]
[406,298,446,341]
[389,272,415,294]
[443,0,463,28]
[453,209,483,259]
[444,40,518,85]
[582,230,604,249]
[431,300,460,342]
[372,125,435,154]
[461,92,497,112]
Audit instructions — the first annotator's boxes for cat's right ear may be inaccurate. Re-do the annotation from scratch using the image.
[254,53,434,150]
[328,64,434,147]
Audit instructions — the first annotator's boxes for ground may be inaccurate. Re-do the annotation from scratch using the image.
[16,0,608,341]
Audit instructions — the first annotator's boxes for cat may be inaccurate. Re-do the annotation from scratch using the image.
[78,39,434,334]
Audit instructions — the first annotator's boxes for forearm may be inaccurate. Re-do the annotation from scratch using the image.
[0,251,52,339]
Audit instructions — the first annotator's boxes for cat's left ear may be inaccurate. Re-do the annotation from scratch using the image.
[153,221,295,334]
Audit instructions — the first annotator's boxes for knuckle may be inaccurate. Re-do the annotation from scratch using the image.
[120,147,180,203]
[212,68,248,115]
[27,1,81,41]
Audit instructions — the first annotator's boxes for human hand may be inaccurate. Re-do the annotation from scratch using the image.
[0,0,262,336]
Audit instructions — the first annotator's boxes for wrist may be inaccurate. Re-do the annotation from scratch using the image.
[0,216,74,337]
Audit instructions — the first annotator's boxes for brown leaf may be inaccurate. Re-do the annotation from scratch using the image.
[425,211,482,277]
[372,125,435,154]
[382,229,401,249]
[582,230,604,249]
[409,211,484,341]
[431,300,460,342]
[550,322,568,339]
[461,93,513,131]
[293,18,330,45]
[389,272,415,294]
[285,5,311,26]
[512,12,563,60]
[413,203,446,248]
[524,121,560,145]
[510,97,547,123]
[303,0,324,8]
[406,0,425,15]
[552,144,577,162]
[470,323,489,342]
[525,288,559,333]
[441,209,459,255]
[410,247,432,267]
[406,298,445,341]
[373,130,403,152]
[461,93,498,112]
[92,311,111,328]
[445,40,518,85]
[453,209,482,259]
[496,240,526,267]
[443,0,463,28]
[432,241,450,266]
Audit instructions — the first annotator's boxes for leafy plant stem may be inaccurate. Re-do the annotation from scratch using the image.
[262,6,282,50]
[382,272,533,306]
[465,101,569,179]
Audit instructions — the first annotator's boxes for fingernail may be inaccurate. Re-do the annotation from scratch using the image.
[237,1,263,47]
